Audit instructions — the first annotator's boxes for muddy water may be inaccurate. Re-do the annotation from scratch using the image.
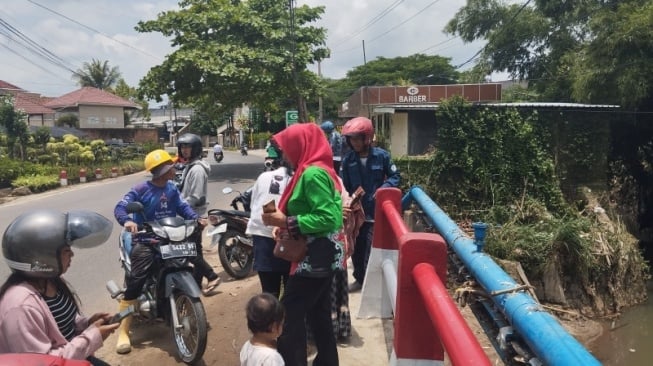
[589,281,653,365]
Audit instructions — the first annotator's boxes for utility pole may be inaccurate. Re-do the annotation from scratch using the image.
[318,60,323,124]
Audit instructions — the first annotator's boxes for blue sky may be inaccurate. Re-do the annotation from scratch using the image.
[1,0,490,105]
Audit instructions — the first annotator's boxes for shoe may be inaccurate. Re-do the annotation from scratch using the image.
[348,281,362,292]
[116,299,138,354]
[202,277,221,296]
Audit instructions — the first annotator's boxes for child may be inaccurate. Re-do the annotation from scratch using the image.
[240,293,286,366]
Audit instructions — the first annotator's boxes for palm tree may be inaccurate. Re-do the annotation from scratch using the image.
[72,59,121,90]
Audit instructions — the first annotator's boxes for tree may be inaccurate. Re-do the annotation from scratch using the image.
[319,54,459,120]
[444,0,653,109]
[113,79,150,123]
[72,59,121,90]
[0,95,30,159]
[344,54,459,87]
[135,0,329,122]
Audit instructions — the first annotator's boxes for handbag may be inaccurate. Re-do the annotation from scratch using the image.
[273,230,308,262]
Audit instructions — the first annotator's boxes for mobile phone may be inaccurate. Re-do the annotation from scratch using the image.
[263,199,277,213]
[109,305,135,324]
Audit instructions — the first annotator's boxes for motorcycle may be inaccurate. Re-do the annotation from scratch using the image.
[207,187,253,279]
[106,201,208,364]
[214,151,224,163]
[263,157,280,172]
[174,162,185,189]
[240,144,248,156]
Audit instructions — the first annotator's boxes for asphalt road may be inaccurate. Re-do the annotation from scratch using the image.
[0,149,265,316]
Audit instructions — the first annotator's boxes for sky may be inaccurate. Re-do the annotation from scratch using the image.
[0,0,491,107]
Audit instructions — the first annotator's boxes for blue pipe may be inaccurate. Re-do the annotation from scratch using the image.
[403,186,601,366]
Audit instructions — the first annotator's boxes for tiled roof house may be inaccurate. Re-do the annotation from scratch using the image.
[0,80,56,126]
[45,87,140,129]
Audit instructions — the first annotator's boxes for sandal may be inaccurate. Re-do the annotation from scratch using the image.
[202,277,221,296]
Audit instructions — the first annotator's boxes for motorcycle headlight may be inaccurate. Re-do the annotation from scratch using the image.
[185,224,196,238]
[165,226,189,242]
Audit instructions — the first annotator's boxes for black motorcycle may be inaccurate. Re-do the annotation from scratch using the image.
[106,202,208,364]
[214,151,224,163]
[240,143,248,156]
[207,187,253,279]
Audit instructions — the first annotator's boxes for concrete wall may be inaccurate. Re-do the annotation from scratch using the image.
[391,113,409,156]
[79,105,125,129]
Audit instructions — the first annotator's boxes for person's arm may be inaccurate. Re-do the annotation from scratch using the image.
[340,152,352,193]
[293,168,342,235]
[173,183,200,220]
[114,188,139,226]
[1,301,103,360]
[181,166,206,208]
[381,152,401,188]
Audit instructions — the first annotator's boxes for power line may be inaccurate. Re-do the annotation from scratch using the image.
[0,17,79,76]
[367,0,442,44]
[329,0,404,49]
[25,0,162,61]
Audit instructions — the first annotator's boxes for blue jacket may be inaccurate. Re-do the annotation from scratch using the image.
[340,147,401,221]
[114,181,198,226]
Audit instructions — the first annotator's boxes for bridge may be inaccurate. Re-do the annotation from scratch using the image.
[352,186,601,365]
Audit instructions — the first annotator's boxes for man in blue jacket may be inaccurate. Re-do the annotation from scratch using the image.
[340,117,401,292]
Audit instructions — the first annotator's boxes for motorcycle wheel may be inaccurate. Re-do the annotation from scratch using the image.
[171,292,208,364]
[218,229,253,279]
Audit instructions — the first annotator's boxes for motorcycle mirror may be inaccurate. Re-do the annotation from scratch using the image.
[222,187,233,194]
[126,201,144,214]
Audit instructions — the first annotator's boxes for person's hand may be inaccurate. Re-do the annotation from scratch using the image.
[197,217,208,228]
[271,227,281,241]
[88,312,111,326]
[124,221,138,233]
[91,318,119,341]
[343,206,352,221]
[262,211,287,228]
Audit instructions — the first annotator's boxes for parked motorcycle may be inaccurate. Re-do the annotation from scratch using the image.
[214,151,224,163]
[263,157,280,172]
[207,187,253,279]
[106,201,208,364]
[240,143,248,156]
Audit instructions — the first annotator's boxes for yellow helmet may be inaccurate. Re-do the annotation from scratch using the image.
[144,149,173,172]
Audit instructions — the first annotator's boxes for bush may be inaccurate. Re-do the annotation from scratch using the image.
[12,174,59,193]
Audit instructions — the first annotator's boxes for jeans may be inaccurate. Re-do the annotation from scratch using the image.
[351,222,374,284]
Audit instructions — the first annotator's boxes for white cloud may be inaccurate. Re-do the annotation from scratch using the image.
[0,0,491,99]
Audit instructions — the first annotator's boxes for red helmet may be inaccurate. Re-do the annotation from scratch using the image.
[342,117,374,144]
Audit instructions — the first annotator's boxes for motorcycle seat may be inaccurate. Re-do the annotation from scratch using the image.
[214,209,250,218]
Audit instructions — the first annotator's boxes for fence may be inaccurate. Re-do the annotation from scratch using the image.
[400,185,601,366]
[358,187,491,365]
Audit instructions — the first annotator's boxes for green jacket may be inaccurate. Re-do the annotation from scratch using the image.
[287,166,343,236]
[285,166,345,276]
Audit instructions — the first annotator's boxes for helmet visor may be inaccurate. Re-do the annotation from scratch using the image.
[67,210,113,248]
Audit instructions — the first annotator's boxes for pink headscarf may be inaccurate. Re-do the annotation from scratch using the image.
[272,123,342,213]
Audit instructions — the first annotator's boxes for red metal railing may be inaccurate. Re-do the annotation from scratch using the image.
[371,188,490,365]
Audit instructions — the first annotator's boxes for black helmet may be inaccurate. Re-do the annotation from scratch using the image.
[177,133,203,160]
[2,210,113,278]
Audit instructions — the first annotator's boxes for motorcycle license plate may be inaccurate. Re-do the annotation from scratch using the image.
[160,242,197,259]
[206,223,227,236]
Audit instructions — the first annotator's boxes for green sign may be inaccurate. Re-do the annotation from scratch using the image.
[285,110,299,126]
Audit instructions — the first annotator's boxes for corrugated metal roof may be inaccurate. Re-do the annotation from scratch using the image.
[373,102,620,113]
[479,102,620,109]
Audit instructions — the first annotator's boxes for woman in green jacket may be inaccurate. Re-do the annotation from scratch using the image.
[262,122,344,366]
